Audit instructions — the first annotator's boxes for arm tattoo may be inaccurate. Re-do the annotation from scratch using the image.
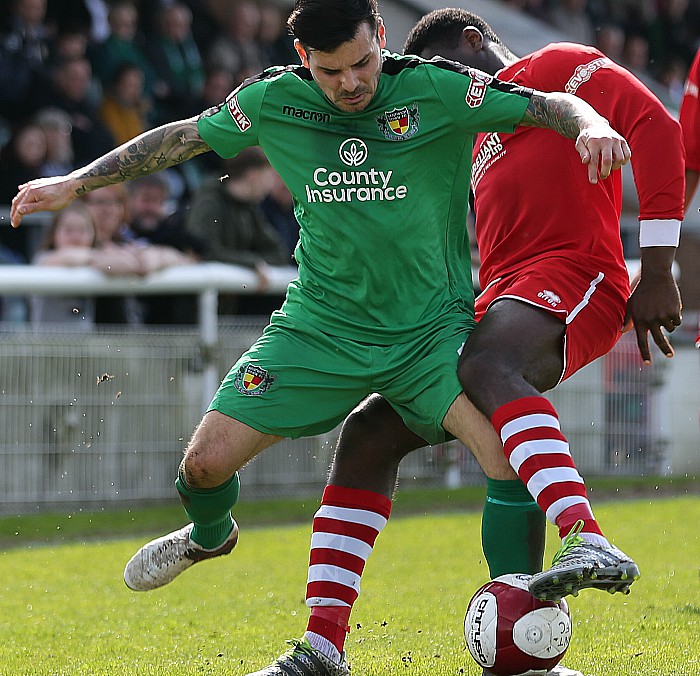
[521,92,596,139]
[72,118,211,196]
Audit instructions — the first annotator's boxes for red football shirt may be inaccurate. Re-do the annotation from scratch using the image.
[680,48,700,173]
[678,48,700,348]
[472,43,685,291]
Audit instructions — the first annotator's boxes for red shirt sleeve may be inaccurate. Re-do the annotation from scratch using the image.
[680,49,700,173]
[526,44,685,222]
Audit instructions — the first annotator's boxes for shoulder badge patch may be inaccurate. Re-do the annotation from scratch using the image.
[227,94,252,132]
[233,363,276,395]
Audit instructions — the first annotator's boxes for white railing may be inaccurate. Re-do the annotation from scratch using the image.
[0,262,697,513]
[0,262,298,410]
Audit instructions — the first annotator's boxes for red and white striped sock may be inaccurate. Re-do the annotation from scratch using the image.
[304,485,392,663]
[492,396,604,542]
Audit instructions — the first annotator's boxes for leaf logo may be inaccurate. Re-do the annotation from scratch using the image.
[338,138,368,167]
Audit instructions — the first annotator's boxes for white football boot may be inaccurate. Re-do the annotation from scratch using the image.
[123,521,238,591]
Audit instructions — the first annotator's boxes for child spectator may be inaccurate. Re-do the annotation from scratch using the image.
[34,107,75,177]
[30,202,141,327]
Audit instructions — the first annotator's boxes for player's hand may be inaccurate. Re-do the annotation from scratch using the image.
[575,125,631,184]
[10,175,80,228]
[624,269,682,364]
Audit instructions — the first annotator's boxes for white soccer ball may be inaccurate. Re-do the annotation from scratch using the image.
[464,573,572,676]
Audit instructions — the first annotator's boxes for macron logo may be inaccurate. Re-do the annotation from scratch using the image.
[227,95,251,132]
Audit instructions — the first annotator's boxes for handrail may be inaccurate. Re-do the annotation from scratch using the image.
[0,263,299,409]
[0,262,298,295]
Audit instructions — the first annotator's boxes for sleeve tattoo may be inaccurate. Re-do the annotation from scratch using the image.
[522,92,597,139]
[73,118,211,195]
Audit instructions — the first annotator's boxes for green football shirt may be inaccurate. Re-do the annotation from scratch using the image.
[197,52,531,345]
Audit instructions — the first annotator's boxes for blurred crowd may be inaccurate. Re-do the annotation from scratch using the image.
[0,0,298,325]
[1,0,699,325]
[509,0,700,104]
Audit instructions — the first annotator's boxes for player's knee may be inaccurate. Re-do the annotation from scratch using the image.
[458,348,501,396]
[339,395,395,455]
[181,448,230,488]
[338,394,422,461]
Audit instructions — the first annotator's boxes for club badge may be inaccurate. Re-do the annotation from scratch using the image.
[233,363,276,395]
[376,103,419,141]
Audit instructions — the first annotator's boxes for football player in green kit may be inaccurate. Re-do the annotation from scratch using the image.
[11,2,631,674]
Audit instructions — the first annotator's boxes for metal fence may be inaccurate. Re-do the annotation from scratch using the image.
[0,322,670,514]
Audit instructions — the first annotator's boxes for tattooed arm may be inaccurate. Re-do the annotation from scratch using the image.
[11,118,210,228]
[521,91,631,184]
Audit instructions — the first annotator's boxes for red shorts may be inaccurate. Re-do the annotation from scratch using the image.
[475,258,630,383]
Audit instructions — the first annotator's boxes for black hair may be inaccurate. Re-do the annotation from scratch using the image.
[287,0,380,52]
[223,146,270,180]
[403,8,504,57]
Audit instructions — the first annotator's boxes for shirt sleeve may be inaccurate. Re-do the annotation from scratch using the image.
[196,80,264,158]
[528,45,685,222]
[426,61,532,135]
[680,49,700,173]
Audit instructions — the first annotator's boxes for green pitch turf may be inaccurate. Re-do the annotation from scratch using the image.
[1,495,698,675]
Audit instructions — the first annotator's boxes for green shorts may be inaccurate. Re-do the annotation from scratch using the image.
[209,314,473,445]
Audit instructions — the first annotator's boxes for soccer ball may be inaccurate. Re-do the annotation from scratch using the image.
[464,573,572,676]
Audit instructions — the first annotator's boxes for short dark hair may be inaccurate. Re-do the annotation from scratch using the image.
[403,8,504,57]
[223,146,270,180]
[287,0,380,52]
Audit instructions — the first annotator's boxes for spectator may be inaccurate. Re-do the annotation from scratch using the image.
[89,1,158,98]
[0,243,28,323]
[258,2,297,67]
[127,174,202,261]
[45,0,94,38]
[137,0,219,53]
[661,56,691,106]
[0,0,52,124]
[126,174,203,324]
[0,122,47,266]
[143,1,205,125]
[261,169,299,262]
[646,0,697,81]
[548,0,596,46]
[185,66,236,184]
[504,0,551,22]
[0,122,47,205]
[595,22,626,63]
[205,0,266,81]
[34,56,115,166]
[99,61,152,145]
[622,32,651,73]
[184,146,289,315]
[82,184,143,325]
[34,107,75,177]
[48,27,90,63]
[30,202,141,328]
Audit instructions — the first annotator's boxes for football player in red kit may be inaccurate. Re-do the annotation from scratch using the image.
[269,9,684,676]
[679,46,700,348]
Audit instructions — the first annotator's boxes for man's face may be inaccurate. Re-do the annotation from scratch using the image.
[295,20,386,113]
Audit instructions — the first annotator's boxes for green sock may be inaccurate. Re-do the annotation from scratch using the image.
[481,478,546,578]
[176,471,240,549]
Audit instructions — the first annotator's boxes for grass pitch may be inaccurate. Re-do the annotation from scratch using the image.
[1,495,698,675]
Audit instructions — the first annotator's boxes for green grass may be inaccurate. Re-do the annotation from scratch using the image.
[1,494,698,675]
[2,474,696,549]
